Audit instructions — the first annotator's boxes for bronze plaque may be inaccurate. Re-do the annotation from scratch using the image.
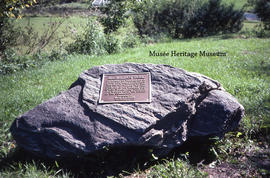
[99,72,151,103]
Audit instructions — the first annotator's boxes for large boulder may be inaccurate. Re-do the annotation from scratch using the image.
[10,63,244,159]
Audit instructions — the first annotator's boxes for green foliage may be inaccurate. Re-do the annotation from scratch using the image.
[0,47,68,75]
[122,32,140,48]
[0,49,66,75]
[0,0,36,18]
[0,16,67,75]
[1,15,141,75]
[0,160,72,178]
[244,0,256,11]
[223,0,248,10]
[98,0,130,34]
[149,158,208,177]
[254,0,270,30]
[0,0,38,53]
[104,34,121,54]
[238,21,270,38]
[157,0,203,38]
[116,18,141,48]
[12,16,88,54]
[133,0,244,38]
[0,36,269,177]
[66,17,140,55]
[183,0,244,38]
[18,17,65,55]
[254,24,270,37]
[66,18,107,55]
[0,18,20,56]
[139,33,173,45]
[132,0,162,37]
[0,49,37,75]
[48,49,68,61]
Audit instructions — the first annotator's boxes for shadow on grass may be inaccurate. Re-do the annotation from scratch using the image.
[252,63,270,77]
[0,137,217,177]
[172,32,248,44]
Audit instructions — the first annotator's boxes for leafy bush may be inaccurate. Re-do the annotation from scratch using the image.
[0,0,37,57]
[0,49,69,75]
[183,0,244,38]
[104,34,121,54]
[0,49,44,75]
[254,0,270,30]
[66,18,107,55]
[156,0,203,38]
[48,49,68,61]
[98,0,132,34]
[117,18,141,48]
[139,33,172,45]
[66,18,124,55]
[132,0,163,37]
[122,32,140,48]
[133,0,243,38]
[0,18,20,57]
[16,18,65,55]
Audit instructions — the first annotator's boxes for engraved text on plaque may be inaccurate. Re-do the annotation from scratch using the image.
[99,72,151,103]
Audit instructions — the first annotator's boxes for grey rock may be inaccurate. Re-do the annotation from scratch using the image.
[10,63,244,159]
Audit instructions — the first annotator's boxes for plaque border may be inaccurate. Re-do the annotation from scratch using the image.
[99,72,152,104]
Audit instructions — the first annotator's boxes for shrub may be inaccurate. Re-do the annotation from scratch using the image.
[66,18,124,55]
[98,0,132,34]
[133,0,244,38]
[156,0,202,38]
[104,34,121,54]
[254,0,270,30]
[118,18,141,48]
[16,17,65,55]
[183,0,244,38]
[0,18,20,57]
[0,49,48,75]
[48,49,68,61]
[122,32,140,48]
[66,18,107,55]
[132,0,163,37]
[0,0,37,57]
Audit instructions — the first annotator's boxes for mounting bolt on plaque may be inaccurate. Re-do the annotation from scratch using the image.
[99,72,151,103]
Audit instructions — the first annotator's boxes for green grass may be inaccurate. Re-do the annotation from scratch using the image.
[11,0,255,55]
[12,16,88,54]
[148,158,208,177]
[53,2,89,9]
[1,1,269,176]
[222,0,247,9]
[10,0,253,55]
[1,35,270,177]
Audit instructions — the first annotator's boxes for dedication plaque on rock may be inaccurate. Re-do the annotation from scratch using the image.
[99,72,151,103]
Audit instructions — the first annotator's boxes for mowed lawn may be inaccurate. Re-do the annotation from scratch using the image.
[0,36,269,176]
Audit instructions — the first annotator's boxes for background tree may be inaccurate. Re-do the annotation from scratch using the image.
[98,0,138,34]
[0,0,36,56]
[254,0,270,30]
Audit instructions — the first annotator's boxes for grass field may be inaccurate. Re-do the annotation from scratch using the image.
[1,35,270,177]
[13,16,88,54]
[1,0,269,177]
[222,0,248,10]
[10,0,252,55]
[11,18,261,57]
